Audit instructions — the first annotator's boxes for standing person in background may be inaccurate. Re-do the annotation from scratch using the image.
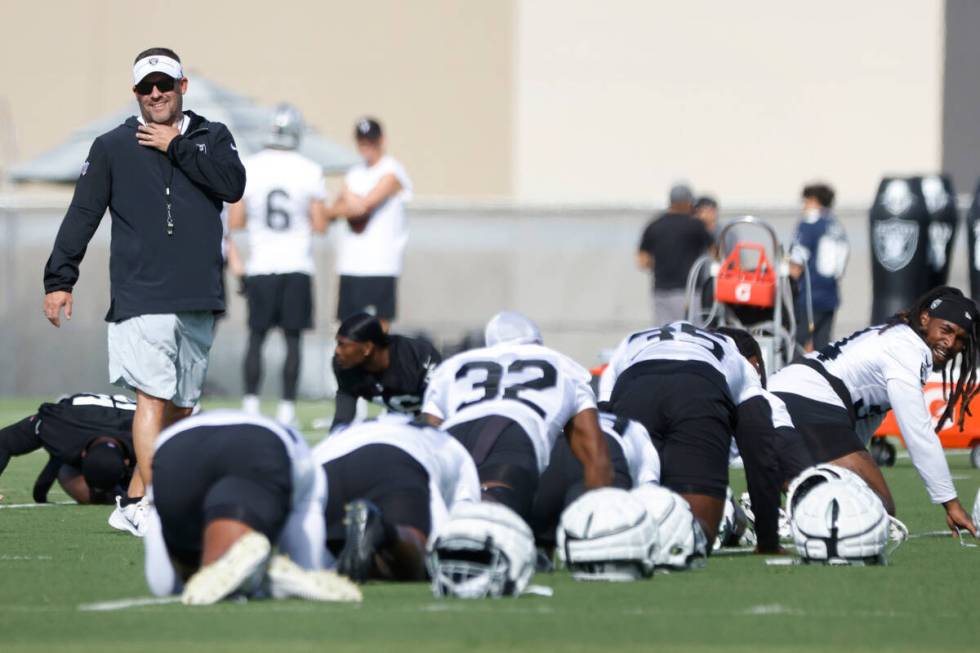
[329,118,413,332]
[637,184,713,325]
[693,196,719,241]
[42,47,245,536]
[228,104,328,426]
[789,183,849,352]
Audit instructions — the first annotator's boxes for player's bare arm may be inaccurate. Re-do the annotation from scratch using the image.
[943,498,977,537]
[310,199,329,233]
[227,200,247,229]
[353,174,402,216]
[636,250,652,270]
[566,408,613,488]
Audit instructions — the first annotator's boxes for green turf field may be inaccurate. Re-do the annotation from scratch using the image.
[1,397,978,653]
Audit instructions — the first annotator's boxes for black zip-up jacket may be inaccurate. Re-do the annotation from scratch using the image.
[43,110,246,321]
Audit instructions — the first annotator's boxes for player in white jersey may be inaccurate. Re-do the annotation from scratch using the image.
[328,117,413,329]
[600,322,787,551]
[769,286,980,537]
[227,105,328,425]
[531,411,660,545]
[422,312,613,521]
[312,414,480,582]
[142,410,361,604]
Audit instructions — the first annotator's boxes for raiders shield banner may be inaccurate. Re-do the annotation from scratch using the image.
[873,217,918,272]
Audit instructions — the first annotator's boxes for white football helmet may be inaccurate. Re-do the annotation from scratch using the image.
[426,502,536,599]
[266,103,304,149]
[786,464,866,516]
[630,485,707,569]
[791,479,889,565]
[556,488,657,582]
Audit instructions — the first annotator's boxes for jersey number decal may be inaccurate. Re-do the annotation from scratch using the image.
[454,359,558,418]
[266,189,291,231]
[629,323,725,361]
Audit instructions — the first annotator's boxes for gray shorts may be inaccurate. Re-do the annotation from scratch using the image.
[653,288,688,326]
[108,312,215,407]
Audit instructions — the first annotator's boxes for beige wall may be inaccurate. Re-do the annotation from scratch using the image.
[1,1,948,206]
[0,0,514,197]
[514,0,945,206]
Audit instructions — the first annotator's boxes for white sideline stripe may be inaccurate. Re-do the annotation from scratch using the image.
[0,501,76,510]
[0,555,53,560]
[78,596,180,611]
[896,450,970,460]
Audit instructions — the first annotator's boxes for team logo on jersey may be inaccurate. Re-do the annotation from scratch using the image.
[80,161,89,177]
[873,217,918,272]
[196,143,207,154]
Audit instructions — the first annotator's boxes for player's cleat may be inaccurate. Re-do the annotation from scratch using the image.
[108,496,147,537]
[266,555,362,602]
[181,532,272,605]
[738,491,791,542]
[336,499,386,583]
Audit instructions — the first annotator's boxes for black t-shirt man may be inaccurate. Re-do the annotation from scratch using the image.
[638,212,714,291]
[332,335,441,430]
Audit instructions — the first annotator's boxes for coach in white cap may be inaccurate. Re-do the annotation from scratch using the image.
[43,46,246,535]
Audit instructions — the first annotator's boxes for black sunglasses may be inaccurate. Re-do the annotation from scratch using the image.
[133,77,177,95]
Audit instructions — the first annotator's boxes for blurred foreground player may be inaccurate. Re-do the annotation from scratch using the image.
[312,415,480,582]
[769,286,980,537]
[600,322,786,551]
[0,393,135,505]
[422,311,613,521]
[228,104,328,426]
[143,411,361,604]
[331,313,441,430]
[531,411,660,546]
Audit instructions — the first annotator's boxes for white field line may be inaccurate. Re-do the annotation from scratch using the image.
[0,501,76,509]
[78,596,181,611]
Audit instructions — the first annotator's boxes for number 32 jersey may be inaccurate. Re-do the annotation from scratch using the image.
[241,148,327,276]
[422,343,597,473]
[598,321,763,406]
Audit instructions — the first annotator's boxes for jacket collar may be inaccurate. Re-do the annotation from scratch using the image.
[124,110,207,134]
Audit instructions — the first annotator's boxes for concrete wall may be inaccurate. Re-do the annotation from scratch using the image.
[3,197,972,398]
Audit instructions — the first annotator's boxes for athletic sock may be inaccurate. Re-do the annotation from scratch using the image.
[276,400,296,425]
[120,495,144,508]
[242,394,261,415]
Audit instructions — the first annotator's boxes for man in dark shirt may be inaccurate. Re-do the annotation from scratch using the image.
[637,184,713,325]
[0,394,136,504]
[330,313,441,430]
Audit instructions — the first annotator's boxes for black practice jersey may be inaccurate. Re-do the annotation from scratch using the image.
[331,336,441,429]
[36,393,136,464]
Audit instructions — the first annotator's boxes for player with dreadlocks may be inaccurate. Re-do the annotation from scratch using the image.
[769,286,979,537]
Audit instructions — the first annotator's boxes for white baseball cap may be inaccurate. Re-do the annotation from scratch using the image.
[133,54,183,84]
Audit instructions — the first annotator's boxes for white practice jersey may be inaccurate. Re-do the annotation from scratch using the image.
[145,410,328,594]
[599,412,660,486]
[154,410,321,510]
[241,149,327,275]
[422,342,597,473]
[312,415,480,534]
[598,321,764,405]
[768,324,955,503]
[336,154,413,276]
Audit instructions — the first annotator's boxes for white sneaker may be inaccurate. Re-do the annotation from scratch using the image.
[108,496,146,537]
[266,555,362,603]
[242,394,261,415]
[276,401,297,427]
[181,532,272,605]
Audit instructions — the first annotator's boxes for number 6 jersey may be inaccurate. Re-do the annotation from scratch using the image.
[422,342,597,473]
[241,148,327,276]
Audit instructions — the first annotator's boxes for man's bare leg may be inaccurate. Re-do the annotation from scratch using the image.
[681,493,725,547]
[182,519,270,605]
[374,525,428,581]
[132,391,168,487]
[201,519,255,565]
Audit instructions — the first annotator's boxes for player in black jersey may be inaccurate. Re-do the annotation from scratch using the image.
[330,313,441,430]
[0,393,135,504]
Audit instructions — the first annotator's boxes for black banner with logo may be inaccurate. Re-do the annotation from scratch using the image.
[870,176,957,324]
[967,179,980,304]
